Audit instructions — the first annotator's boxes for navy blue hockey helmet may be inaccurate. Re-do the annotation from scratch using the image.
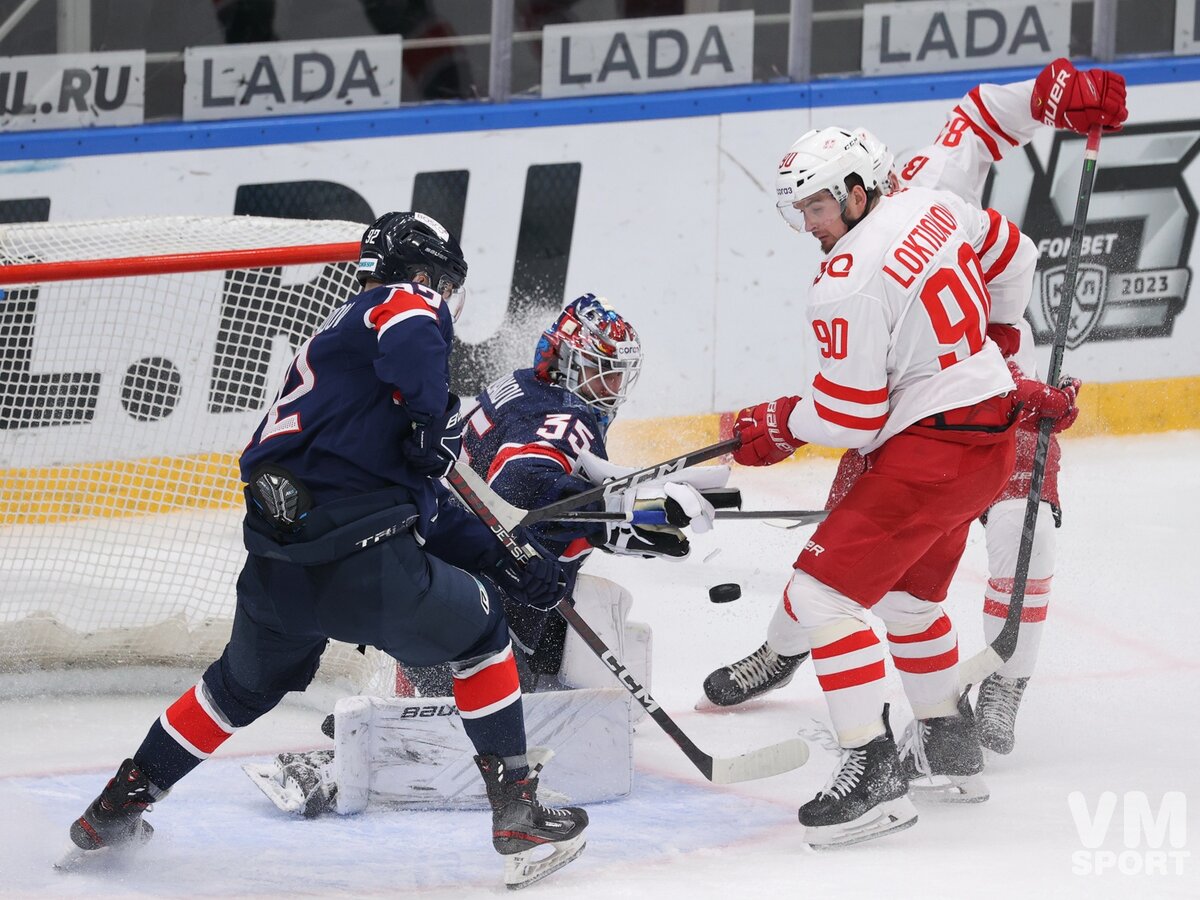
[356,211,469,316]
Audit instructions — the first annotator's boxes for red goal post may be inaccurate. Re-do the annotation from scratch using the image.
[0,216,392,693]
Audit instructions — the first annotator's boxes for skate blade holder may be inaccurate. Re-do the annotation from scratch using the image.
[907,772,989,804]
[804,797,919,850]
[504,834,587,890]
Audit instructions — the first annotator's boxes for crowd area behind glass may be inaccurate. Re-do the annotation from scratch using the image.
[0,0,1184,121]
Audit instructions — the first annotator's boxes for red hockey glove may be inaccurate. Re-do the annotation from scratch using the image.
[732,396,804,467]
[1012,366,1082,434]
[986,322,1022,359]
[1032,58,1127,134]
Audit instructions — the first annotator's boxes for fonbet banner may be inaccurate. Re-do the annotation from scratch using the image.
[0,51,144,131]
[541,11,753,98]
[183,36,401,121]
[0,78,1194,466]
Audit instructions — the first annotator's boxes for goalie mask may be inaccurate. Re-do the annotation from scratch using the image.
[356,211,469,319]
[775,126,878,235]
[533,295,642,425]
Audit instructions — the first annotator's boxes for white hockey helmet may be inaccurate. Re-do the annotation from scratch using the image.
[775,126,878,220]
[853,127,898,195]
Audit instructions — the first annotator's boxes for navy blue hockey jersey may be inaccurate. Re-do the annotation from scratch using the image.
[240,281,495,567]
[463,368,609,566]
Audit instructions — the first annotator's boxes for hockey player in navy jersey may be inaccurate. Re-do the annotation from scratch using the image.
[402,293,717,694]
[64,212,589,889]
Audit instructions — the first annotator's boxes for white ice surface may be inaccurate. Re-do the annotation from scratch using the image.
[2,431,1199,898]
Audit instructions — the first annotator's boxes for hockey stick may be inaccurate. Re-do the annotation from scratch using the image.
[960,126,1103,689]
[551,508,830,527]
[445,461,809,784]
[517,438,740,527]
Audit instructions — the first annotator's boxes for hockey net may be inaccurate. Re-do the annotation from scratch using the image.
[0,216,394,695]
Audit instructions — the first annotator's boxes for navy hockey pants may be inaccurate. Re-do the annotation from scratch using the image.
[133,513,517,791]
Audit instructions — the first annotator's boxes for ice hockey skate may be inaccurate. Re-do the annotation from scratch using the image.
[799,706,918,849]
[243,749,337,818]
[57,758,157,870]
[899,692,989,802]
[475,749,588,889]
[700,642,809,708]
[975,674,1029,755]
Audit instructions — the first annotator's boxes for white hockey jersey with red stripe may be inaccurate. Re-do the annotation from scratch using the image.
[787,186,1020,454]
[896,79,1041,208]
[896,78,1043,375]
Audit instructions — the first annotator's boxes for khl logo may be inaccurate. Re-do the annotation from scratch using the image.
[1069,791,1189,875]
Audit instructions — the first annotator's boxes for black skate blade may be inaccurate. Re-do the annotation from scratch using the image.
[504,835,586,890]
[804,797,919,850]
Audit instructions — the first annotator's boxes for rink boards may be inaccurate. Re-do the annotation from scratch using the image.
[1,57,1198,511]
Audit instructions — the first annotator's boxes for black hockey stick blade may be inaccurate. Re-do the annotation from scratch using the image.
[517,438,740,527]
[445,461,808,783]
[961,127,1102,687]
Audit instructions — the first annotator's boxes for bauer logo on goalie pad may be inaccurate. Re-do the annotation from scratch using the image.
[399,704,457,718]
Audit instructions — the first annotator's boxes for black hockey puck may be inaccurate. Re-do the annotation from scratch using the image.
[708,583,741,603]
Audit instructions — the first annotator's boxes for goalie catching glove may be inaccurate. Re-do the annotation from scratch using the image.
[596,483,715,560]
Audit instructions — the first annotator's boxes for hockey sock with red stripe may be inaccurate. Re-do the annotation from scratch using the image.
[134,657,284,790]
[983,576,1051,679]
[452,643,528,779]
[809,625,888,746]
[876,591,960,719]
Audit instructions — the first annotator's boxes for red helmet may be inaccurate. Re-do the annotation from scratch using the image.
[533,294,642,424]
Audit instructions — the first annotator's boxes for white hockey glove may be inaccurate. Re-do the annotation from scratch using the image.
[621,481,716,534]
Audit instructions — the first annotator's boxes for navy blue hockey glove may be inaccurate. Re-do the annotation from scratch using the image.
[490,531,569,611]
[401,393,463,479]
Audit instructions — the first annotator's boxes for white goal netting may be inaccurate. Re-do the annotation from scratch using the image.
[0,216,393,693]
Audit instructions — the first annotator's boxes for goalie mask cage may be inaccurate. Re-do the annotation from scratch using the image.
[0,216,392,694]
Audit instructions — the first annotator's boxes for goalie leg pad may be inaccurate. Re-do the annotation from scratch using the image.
[558,576,652,722]
[332,688,632,812]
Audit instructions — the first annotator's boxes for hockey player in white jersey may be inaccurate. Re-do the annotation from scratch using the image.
[730,127,1079,847]
[704,59,1125,759]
